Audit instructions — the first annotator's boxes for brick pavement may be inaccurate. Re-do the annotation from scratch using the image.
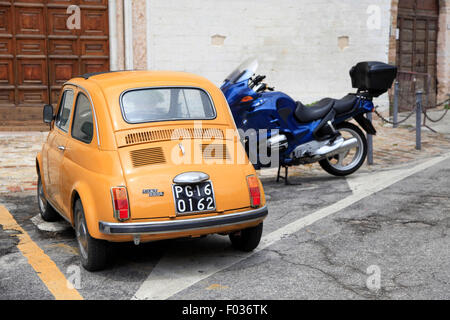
[0,132,48,193]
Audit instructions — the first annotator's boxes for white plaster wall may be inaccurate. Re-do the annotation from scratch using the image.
[146,0,392,106]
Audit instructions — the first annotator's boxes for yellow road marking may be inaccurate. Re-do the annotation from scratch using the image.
[0,205,83,300]
[206,283,229,290]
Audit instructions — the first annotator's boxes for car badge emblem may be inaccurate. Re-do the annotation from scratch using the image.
[143,189,164,197]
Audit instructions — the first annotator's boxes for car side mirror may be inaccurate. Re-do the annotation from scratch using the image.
[43,104,54,124]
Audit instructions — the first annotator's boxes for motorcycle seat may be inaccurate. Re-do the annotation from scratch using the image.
[294,98,334,123]
[332,94,357,114]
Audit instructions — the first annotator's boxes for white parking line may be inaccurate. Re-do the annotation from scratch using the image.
[132,153,450,300]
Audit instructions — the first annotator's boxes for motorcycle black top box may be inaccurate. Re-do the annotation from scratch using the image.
[350,61,398,97]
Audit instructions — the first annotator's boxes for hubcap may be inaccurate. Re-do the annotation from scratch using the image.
[76,211,88,260]
[326,127,364,171]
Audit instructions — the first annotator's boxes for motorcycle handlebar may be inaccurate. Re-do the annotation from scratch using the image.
[250,75,266,88]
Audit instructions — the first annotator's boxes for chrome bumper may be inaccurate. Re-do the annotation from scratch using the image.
[99,205,268,235]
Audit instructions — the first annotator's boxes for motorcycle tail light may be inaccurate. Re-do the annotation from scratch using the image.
[246,175,261,208]
[111,187,130,221]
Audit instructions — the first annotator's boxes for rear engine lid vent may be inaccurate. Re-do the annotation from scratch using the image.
[201,144,230,160]
[125,129,173,145]
[130,147,166,167]
[121,128,224,147]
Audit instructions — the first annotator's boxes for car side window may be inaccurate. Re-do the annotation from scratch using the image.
[71,92,94,144]
[55,90,75,132]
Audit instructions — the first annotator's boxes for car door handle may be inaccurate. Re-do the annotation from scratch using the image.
[57,146,66,151]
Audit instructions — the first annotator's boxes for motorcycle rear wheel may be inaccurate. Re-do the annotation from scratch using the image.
[319,122,367,176]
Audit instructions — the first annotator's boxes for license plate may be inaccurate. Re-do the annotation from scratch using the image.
[172,181,216,215]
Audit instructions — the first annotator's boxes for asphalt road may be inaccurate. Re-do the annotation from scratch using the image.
[0,154,449,300]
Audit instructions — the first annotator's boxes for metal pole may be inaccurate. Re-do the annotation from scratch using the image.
[393,81,399,128]
[416,91,422,150]
[367,112,373,165]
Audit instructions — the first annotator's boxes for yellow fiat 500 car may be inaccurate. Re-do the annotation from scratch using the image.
[36,71,268,271]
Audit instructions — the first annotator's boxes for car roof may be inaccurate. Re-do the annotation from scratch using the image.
[63,70,234,139]
[70,70,212,90]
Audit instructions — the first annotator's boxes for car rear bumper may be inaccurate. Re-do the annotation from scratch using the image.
[98,205,268,235]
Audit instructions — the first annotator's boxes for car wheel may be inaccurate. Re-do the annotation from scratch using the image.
[37,176,59,222]
[229,222,263,252]
[74,199,109,271]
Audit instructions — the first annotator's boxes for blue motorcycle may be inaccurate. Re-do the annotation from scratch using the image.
[221,59,397,183]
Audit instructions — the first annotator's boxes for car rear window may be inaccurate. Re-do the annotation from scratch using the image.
[120,87,216,123]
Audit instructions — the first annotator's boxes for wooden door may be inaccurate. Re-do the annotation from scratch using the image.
[396,0,439,110]
[0,0,109,131]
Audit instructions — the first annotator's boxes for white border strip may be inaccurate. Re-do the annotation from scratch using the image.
[123,0,134,70]
[146,0,151,70]
[108,0,118,71]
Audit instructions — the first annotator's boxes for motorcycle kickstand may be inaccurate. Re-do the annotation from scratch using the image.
[276,165,301,185]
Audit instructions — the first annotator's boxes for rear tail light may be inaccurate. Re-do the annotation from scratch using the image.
[246,175,261,208]
[111,187,130,221]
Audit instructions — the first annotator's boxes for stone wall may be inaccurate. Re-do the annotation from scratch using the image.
[112,0,390,103]
[437,0,450,102]
[114,0,125,70]
[149,0,392,105]
[111,0,450,106]
[132,0,147,70]
[111,0,392,106]
[388,0,399,65]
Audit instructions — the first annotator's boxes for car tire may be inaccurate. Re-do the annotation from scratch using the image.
[229,222,263,252]
[74,199,109,271]
[37,175,60,222]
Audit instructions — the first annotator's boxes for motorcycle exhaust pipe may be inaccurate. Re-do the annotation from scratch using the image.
[314,137,358,158]
[267,134,288,151]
